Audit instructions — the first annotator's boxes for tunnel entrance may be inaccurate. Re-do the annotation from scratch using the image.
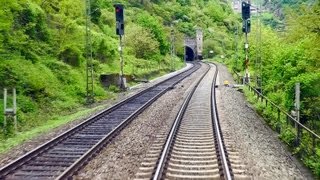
[185,46,195,61]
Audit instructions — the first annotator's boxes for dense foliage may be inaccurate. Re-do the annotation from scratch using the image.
[1,0,318,176]
[0,0,236,140]
[226,0,320,176]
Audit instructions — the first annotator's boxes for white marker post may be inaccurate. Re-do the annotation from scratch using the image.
[3,88,17,133]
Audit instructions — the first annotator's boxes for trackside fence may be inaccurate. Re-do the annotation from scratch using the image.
[233,70,320,158]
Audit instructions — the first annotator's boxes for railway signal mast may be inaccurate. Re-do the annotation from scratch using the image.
[114,4,126,90]
[255,1,262,93]
[85,0,94,104]
[242,1,251,83]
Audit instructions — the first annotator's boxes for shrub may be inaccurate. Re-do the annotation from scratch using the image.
[58,46,82,67]
[135,12,169,55]
[126,24,160,59]
[279,127,296,146]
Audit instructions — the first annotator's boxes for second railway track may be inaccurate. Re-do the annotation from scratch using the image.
[0,63,201,180]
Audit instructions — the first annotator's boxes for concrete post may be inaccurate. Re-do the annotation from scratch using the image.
[3,88,17,133]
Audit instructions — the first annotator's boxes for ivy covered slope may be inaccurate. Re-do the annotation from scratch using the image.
[0,1,237,139]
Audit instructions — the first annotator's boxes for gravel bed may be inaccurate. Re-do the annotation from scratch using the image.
[74,64,208,179]
[215,63,314,179]
[0,64,193,169]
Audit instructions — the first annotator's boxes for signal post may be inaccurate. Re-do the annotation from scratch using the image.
[114,4,126,90]
[242,1,251,84]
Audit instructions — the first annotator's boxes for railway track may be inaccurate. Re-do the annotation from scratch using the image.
[135,63,248,179]
[0,63,201,180]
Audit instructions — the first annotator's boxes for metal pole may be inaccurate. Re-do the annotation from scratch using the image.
[119,35,125,90]
[85,0,89,102]
[3,88,7,131]
[170,24,174,71]
[295,83,301,145]
[245,29,249,84]
[256,1,262,94]
[85,0,94,104]
[173,33,175,70]
[234,27,238,70]
[184,39,186,64]
[13,88,17,132]
[259,1,262,93]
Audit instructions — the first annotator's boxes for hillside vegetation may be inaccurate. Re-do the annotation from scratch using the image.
[0,0,319,177]
[0,0,236,145]
[225,0,320,176]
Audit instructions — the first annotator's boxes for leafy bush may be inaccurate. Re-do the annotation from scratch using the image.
[126,24,160,59]
[279,127,296,146]
[92,37,117,63]
[17,95,37,114]
[135,12,169,55]
[16,3,49,41]
[58,46,82,67]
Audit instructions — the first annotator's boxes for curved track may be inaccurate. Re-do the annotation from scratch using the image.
[0,63,201,180]
[135,63,233,179]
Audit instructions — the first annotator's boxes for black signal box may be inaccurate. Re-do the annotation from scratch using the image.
[242,2,250,20]
[114,4,124,23]
[116,22,124,35]
[114,4,124,35]
[242,19,251,33]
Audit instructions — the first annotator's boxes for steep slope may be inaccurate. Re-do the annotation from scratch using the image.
[0,0,237,144]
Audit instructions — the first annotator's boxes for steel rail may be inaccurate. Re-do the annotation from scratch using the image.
[0,63,201,180]
[211,63,233,180]
[153,63,211,180]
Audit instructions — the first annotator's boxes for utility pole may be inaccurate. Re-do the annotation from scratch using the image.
[170,24,175,71]
[234,26,239,71]
[85,0,94,104]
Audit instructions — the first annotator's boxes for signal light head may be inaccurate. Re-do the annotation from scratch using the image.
[242,2,250,20]
[114,4,124,22]
[114,4,124,35]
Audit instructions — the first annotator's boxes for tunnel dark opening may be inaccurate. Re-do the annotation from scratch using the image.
[185,46,195,61]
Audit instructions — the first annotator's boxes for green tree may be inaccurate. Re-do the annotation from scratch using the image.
[135,11,169,55]
[126,24,160,59]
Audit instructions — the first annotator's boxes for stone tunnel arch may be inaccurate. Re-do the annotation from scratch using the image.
[185,46,195,61]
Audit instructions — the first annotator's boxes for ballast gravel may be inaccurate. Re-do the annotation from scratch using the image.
[215,63,313,180]
[74,64,208,179]
[0,62,314,180]
[0,64,193,168]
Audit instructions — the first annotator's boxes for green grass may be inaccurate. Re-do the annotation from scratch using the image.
[0,60,186,155]
[0,103,111,154]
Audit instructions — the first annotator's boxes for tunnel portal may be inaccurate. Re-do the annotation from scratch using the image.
[185,46,195,61]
